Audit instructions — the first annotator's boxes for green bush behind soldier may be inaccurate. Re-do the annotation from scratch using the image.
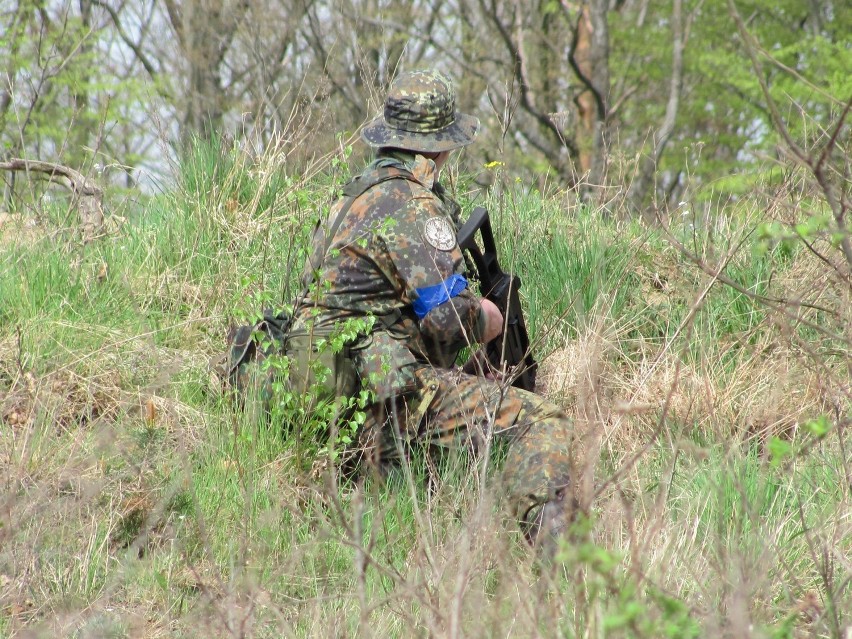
[292,70,574,546]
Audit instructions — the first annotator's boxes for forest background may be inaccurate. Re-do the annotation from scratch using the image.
[1,0,851,638]
[2,0,849,208]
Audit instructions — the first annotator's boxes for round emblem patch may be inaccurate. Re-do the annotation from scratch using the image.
[424,217,456,251]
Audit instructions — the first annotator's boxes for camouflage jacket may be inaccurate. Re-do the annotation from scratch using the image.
[294,151,485,399]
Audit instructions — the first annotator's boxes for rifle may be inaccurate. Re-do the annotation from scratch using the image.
[456,207,537,392]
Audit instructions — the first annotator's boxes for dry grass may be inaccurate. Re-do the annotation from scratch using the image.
[1,155,850,637]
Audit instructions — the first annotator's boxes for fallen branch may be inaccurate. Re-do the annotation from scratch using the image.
[0,158,104,241]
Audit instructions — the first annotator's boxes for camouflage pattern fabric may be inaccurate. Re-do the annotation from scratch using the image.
[356,366,573,525]
[295,151,486,397]
[294,148,574,529]
[361,70,479,153]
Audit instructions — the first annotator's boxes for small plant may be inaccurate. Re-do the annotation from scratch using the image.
[556,515,702,639]
[249,314,377,469]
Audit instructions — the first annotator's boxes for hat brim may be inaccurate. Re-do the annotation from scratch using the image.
[360,112,479,152]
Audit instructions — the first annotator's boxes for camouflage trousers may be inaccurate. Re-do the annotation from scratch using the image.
[356,365,573,528]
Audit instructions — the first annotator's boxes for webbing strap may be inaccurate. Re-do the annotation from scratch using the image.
[307,167,412,330]
[409,369,440,431]
[322,167,408,257]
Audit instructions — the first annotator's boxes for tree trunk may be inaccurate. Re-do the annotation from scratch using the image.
[184,0,226,138]
[624,0,684,221]
[570,0,610,195]
[164,0,249,141]
[69,0,95,164]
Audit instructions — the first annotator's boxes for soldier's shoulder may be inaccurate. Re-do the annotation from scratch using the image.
[362,174,437,210]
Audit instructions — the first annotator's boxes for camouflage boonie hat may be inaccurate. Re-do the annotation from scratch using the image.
[361,70,479,153]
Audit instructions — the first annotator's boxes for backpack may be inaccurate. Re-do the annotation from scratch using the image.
[223,167,409,412]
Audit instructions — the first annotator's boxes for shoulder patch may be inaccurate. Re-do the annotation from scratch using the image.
[423,217,456,251]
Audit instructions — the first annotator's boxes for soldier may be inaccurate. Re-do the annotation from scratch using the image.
[293,70,574,548]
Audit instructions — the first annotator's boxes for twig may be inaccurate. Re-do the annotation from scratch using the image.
[729,0,852,268]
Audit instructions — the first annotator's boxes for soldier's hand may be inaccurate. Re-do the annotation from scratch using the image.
[480,298,504,343]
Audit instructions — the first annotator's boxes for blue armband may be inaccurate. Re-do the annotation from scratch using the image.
[412,274,469,319]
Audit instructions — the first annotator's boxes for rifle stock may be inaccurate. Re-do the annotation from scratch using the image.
[457,207,537,391]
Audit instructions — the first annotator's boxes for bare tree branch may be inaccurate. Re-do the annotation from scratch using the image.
[162,0,185,49]
[730,0,852,268]
[479,0,579,178]
[563,1,606,123]
[90,0,166,94]
[624,0,684,219]
[0,159,104,241]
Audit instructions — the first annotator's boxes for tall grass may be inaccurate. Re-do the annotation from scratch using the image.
[0,139,849,638]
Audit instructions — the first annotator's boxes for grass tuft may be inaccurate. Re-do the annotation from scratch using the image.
[0,142,849,637]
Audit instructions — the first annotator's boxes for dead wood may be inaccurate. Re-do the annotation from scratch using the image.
[0,158,104,241]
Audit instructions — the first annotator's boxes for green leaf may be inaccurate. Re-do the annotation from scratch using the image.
[794,222,810,238]
[830,232,847,247]
[768,437,793,467]
[804,415,831,439]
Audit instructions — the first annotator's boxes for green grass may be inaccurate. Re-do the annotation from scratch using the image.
[0,141,849,637]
